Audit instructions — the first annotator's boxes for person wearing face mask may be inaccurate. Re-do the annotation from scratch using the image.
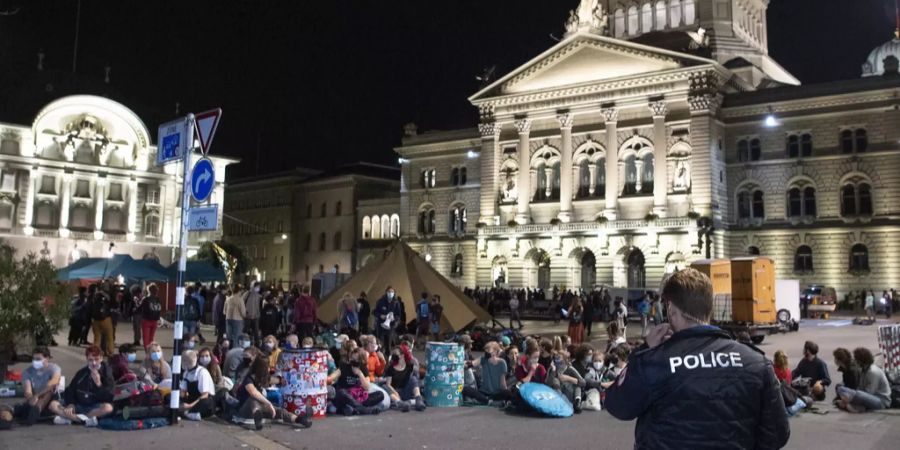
[48,345,114,426]
[184,335,201,351]
[605,268,790,450]
[178,350,216,420]
[359,335,386,383]
[293,284,318,340]
[462,342,512,408]
[571,344,601,391]
[140,342,172,389]
[183,285,203,340]
[234,354,313,430]
[284,334,300,350]
[546,350,586,413]
[244,282,263,345]
[260,294,282,339]
[374,286,403,350]
[385,344,426,412]
[13,347,61,425]
[224,284,247,344]
[332,348,384,416]
[223,334,255,381]
[139,284,162,352]
[198,347,224,387]
[262,335,281,373]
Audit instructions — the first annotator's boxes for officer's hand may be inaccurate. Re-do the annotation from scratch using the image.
[645,323,673,349]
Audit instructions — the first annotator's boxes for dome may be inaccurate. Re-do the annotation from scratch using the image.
[861,37,900,77]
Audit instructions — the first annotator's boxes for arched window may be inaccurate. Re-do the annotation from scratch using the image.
[595,158,606,196]
[459,167,467,185]
[622,154,637,195]
[684,0,696,25]
[449,205,467,234]
[371,215,381,239]
[418,207,436,235]
[627,6,639,34]
[752,191,765,218]
[614,9,626,37]
[794,245,813,273]
[803,187,817,216]
[320,203,327,218]
[786,135,799,158]
[335,201,342,216]
[641,153,654,194]
[333,231,342,250]
[737,189,765,219]
[451,253,464,277]
[577,159,591,198]
[737,139,749,162]
[641,3,653,32]
[849,244,869,272]
[390,214,400,238]
[748,246,761,256]
[669,0,682,27]
[737,191,750,218]
[144,214,160,237]
[750,138,761,161]
[859,183,873,216]
[841,185,857,216]
[787,188,802,217]
[318,232,326,251]
[841,130,854,153]
[362,216,371,239]
[800,134,812,157]
[381,214,390,238]
[655,1,667,29]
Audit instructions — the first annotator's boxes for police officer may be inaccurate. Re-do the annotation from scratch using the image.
[605,268,790,450]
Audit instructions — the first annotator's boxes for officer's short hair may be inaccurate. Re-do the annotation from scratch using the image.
[660,268,713,322]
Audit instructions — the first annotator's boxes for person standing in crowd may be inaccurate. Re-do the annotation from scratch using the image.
[374,286,402,350]
[68,286,90,346]
[260,294,281,339]
[832,347,861,396]
[213,285,227,343]
[881,290,892,319]
[415,292,430,343]
[430,295,444,341]
[638,293,651,338]
[836,347,892,412]
[613,297,628,337]
[89,284,116,356]
[568,296,585,345]
[605,321,626,353]
[192,283,208,343]
[605,268,790,449]
[123,285,143,347]
[13,347,61,425]
[244,282,262,344]
[792,340,831,402]
[293,285,318,340]
[337,292,359,335]
[48,345,115,426]
[138,284,162,352]
[225,284,247,343]
[183,285,202,340]
[583,293,595,337]
[864,290,875,321]
[357,292,371,334]
[508,295,523,330]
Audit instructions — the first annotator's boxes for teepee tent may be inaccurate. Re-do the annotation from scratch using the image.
[318,240,490,333]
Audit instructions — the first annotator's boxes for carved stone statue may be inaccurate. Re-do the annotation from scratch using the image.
[565,10,578,33]
[569,0,608,35]
[674,160,691,191]
[576,0,599,27]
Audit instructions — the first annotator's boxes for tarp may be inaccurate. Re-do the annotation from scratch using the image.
[168,261,227,282]
[318,240,491,332]
[57,255,168,281]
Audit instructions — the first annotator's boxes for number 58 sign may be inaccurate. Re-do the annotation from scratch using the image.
[188,205,218,232]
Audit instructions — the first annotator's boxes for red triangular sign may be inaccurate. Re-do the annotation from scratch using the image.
[194,108,221,154]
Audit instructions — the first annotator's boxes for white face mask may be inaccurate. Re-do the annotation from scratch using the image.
[592,361,604,371]
[199,356,212,366]
[32,359,45,370]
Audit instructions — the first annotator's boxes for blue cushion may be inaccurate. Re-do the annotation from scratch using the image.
[518,382,573,418]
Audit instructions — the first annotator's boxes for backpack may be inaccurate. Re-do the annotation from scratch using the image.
[183,297,200,322]
[92,294,111,320]
[418,301,430,319]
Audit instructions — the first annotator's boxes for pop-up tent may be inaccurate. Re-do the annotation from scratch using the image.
[318,240,491,333]
[167,261,227,283]
[57,255,168,282]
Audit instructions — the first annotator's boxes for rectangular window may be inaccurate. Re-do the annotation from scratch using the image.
[146,186,161,204]
[74,180,91,198]
[39,175,55,194]
[108,183,123,201]
[0,170,15,192]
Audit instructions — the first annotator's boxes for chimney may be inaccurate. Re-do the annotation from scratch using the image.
[403,122,418,137]
[104,64,111,84]
[37,50,44,71]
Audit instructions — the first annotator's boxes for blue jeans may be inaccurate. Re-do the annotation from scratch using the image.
[226,319,243,342]
[837,386,887,411]
[183,321,198,337]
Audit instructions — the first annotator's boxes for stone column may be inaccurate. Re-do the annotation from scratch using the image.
[59,173,73,238]
[94,178,106,240]
[23,168,37,236]
[688,72,723,218]
[478,122,501,225]
[544,166,554,199]
[635,158,644,193]
[603,107,619,220]
[127,179,138,242]
[515,119,532,224]
[557,113,574,222]
[588,164,597,196]
[649,101,669,217]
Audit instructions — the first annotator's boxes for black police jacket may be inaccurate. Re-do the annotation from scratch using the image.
[605,325,790,450]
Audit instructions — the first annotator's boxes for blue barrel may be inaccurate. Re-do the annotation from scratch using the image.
[425,342,465,407]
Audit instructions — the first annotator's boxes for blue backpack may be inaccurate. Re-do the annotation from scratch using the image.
[418,300,430,319]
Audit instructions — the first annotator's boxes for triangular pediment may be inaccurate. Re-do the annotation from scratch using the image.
[470,32,716,101]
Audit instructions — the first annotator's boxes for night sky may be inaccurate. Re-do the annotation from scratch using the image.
[0,0,896,178]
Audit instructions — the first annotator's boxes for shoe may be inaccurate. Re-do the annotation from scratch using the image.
[341,405,356,416]
[414,396,426,412]
[574,398,583,414]
[53,416,72,425]
[252,410,264,430]
[75,414,90,424]
[358,406,380,415]
[25,405,40,426]
[83,416,99,427]
[398,401,410,413]
[295,405,313,428]
[185,412,202,421]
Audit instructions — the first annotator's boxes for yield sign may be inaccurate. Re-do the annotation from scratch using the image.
[194,108,222,155]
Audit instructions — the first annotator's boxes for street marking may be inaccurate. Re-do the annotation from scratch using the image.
[817,320,853,327]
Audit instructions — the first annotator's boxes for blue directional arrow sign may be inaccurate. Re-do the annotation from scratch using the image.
[190,158,215,203]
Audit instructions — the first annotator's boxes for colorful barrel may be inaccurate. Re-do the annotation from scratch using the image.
[277,349,329,418]
[424,342,465,407]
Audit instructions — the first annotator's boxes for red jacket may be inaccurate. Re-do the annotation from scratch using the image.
[293,294,317,324]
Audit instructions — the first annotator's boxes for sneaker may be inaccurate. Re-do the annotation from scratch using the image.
[574,398,583,414]
[295,405,313,428]
[398,401,410,413]
[185,412,202,421]
[252,410,264,431]
[414,397,426,412]
[75,414,90,424]
[341,405,356,416]
[53,416,72,425]
[83,416,99,427]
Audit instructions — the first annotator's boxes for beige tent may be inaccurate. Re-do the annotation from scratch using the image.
[318,240,491,332]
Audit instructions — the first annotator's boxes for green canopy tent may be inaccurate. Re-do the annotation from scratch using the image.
[168,261,227,283]
[58,255,168,281]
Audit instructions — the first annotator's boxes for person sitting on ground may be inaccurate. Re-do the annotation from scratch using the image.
[118,344,142,375]
[141,342,172,389]
[384,344,427,412]
[792,340,831,401]
[179,350,216,420]
[538,338,554,372]
[48,345,114,426]
[331,347,384,415]
[224,334,253,381]
[832,347,861,395]
[462,341,511,407]
[198,347,225,388]
[109,354,137,385]
[504,345,520,387]
[284,334,300,350]
[571,344,602,391]
[399,334,422,374]
[547,349,585,413]
[836,347,892,413]
[605,320,626,353]
[515,348,549,386]
[184,334,201,352]
[584,351,606,390]
[261,334,281,372]
[773,350,791,384]
[600,344,630,389]
[234,353,312,429]
[14,346,61,425]
[360,335,386,383]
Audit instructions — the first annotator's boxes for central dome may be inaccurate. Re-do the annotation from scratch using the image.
[861,37,900,77]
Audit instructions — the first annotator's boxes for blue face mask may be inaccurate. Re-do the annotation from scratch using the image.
[151,352,162,362]
[126,353,137,363]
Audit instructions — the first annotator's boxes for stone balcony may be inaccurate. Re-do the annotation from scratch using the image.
[478,216,694,237]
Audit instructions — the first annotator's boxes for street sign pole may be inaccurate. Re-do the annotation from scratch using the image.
[169,113,195,423]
